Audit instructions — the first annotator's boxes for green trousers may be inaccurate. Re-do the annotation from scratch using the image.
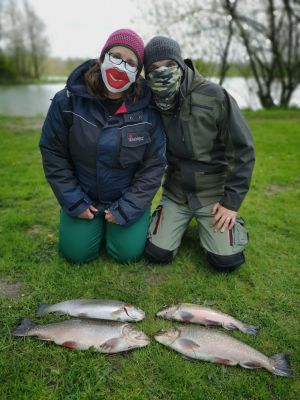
[59,208,150,264]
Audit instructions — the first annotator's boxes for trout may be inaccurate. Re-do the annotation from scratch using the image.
[154,326,292,377]
[35,299,145,322]
[14,318,150,353]
[156,304,258,335]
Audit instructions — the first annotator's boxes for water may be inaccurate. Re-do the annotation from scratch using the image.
[0,78,299,116]
[0,83,65,116]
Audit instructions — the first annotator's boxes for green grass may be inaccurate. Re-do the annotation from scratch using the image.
[0,111,299,400]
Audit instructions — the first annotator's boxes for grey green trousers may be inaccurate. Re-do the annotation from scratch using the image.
[146,196,248,270]
[59,208,150,264]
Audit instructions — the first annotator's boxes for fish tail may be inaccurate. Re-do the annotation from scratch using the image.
[270,353,293,377]
[13,318,36,336]
[35,304,49,317]
[241,324,259,335]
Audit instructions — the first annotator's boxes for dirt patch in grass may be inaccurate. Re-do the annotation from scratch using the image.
[145,271,167,285]
[0,279,22,298]
[265,183,294,195]
[27,224,43,235]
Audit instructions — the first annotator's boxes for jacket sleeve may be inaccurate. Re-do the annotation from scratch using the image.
[108,110,167,226]
[219,90,255,211]
[39,90,92,217]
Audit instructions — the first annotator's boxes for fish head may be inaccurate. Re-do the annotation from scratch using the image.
[154,328,180,345]
[156,304,178,319]
[123,304,145,321]
[122,324,150,348]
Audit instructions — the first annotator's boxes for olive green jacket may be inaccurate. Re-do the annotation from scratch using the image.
[157,59,255,212]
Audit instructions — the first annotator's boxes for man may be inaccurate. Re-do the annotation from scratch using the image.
[144,36,255,272]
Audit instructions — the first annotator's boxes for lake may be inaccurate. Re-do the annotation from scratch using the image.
[0,78,299,116]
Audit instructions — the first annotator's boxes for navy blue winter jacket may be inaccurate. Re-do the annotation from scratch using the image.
[39,60,166,226]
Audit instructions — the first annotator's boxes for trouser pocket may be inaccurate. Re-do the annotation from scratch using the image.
[150,205,164,236]
[229,217,249,249]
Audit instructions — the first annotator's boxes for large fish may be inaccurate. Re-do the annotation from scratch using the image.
[154,326,292,377]
[156,304,258,335]
[14,318,150,353]
[35,299,145,322]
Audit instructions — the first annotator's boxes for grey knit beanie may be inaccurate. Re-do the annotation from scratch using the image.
[144,36,185,72]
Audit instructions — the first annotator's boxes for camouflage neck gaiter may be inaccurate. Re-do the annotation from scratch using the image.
[147,65,183,111]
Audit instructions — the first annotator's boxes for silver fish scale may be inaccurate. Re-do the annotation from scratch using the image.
[176,326,270,364]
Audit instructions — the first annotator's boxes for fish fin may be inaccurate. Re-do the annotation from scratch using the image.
[204,319,221,327]
[181,354,197,362]
[77,313,88,318]
[54,310,67,316]
[214,358,236,366]
[179,311,194,322]
[99,338,120,352]
[223,322,238,330]
[178,338,200,351]
[270,353,293,377]
[241,325,259,335]
[111,309,123,319]
[35,304,49,317]
[240,361,262,369]
[13,318,36,336]
[61,341,77,349]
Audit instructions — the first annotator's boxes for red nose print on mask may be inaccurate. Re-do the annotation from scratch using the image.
[106,67,129,89]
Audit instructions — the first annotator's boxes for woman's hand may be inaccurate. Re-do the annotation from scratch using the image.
[104,210,119,224]
[78,205,98,220]
[211,202,237,232]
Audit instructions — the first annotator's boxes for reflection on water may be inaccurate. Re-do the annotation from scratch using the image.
[0,83,65,116]
[0,79,299,116]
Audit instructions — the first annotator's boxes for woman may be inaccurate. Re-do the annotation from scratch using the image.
[39,29,166,264]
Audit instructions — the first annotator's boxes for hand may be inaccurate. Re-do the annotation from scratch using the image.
[104,210,119,224]
[211,203,237,232]
[77,205,98,220]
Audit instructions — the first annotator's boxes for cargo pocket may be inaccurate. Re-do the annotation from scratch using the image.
[230,217,248,251]
[119,129,151,168]
[148,205,163,239]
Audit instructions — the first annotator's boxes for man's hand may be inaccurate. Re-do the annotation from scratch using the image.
[78,205,98,220]
[104,210,119,224]
[211,202,237,232]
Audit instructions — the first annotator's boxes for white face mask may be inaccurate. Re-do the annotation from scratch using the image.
[100,53,137,93]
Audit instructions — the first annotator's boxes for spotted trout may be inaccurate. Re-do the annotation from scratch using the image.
[14,318,150,353]
[35,299,145,322]
[156,304,258,335]
[154,326,292,377]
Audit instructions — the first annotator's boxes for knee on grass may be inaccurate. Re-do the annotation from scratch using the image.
[206,251,245,273]
[144,240,173,264]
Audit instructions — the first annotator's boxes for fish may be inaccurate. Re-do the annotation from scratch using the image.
[156,304,258,335]
[14,318,150,353]
[35,299,145,322]
[154,326,293,377]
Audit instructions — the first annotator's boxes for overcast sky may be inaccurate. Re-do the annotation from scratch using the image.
[29,0,152,59]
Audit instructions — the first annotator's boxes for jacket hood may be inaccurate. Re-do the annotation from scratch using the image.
[66,59,151,112]
[180,59,206,97]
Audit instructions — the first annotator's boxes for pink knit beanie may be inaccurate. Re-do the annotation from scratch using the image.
[100,29,144,71]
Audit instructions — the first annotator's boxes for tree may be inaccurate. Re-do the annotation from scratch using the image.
[138,0,300,108]
[23,1,49,78]
[223,0,300,108]
[0,0,49,81]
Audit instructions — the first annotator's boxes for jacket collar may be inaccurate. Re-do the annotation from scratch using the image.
[66,59,151,112]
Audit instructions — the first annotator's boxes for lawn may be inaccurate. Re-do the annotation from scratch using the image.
[0,110,299,400]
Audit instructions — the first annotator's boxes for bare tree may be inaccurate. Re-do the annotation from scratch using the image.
[135,0,243,84]
[223,0,300,108]
[137,0,300,108]
[23,0,49,78]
